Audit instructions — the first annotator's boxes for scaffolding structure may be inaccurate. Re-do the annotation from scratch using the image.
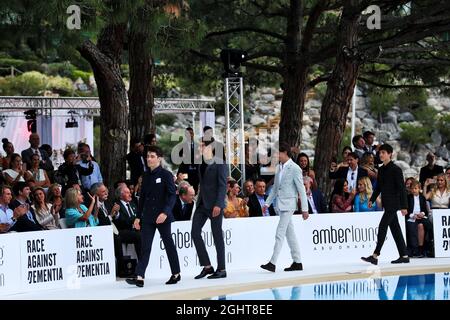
[224,77,245,188]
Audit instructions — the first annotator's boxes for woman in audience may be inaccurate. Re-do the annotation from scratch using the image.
[329,179,355,213]
[64,187,98,228]
[25,153,51,189]
[1,138,15,170]
[224,180,249,218]
[354,176,380,212]
[296,152,317,189]
[31,186,60,230]
[3,153,26,186]
[405,177,416,195]
[423,173,450,209]
[360,153,378,188]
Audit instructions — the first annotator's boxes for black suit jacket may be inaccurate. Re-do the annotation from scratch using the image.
[407,194,429,217]
[197,158,228,210]
[329,166,368,181]
[308,190,328,214]
[248,194,275,217]
[96,202,112,226]
[370,161,407,211]
[137,165,177,224]
[126,151,146,184]
[9,199,43,231]
[115,201,137,230]
[172,197,194,221]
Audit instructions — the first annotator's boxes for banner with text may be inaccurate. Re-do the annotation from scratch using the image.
[432,209,450,258]
[1,226,115,296]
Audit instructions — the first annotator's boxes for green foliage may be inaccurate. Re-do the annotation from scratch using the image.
[71,70,92,83]
[397,88,428,110]
[399,123,431,148]
[437,113,450,143]
[2,71,47,95]
[412,106,438,127]
[154,73,178,97]
[369,90,397,117]
[339,126,352,162]
[47,76,74,95]
[45,62,77,78]
[155,114,177,127]
[156,131,180,167]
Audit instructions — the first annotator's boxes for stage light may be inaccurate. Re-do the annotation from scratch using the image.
[24,109,36,132]
[220,49,247,78]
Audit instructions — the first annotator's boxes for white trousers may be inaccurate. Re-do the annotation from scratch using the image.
[270,209,301,264]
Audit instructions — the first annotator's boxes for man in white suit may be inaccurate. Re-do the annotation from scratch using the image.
[261,143,309,272]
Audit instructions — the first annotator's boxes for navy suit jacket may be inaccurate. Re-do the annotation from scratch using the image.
[172,197,194,221]
[248,194,275,217]
[197,158,228,210]
[137,165,176,225]
[115,201,137,230]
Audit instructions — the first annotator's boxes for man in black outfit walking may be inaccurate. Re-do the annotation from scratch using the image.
[361,144,410,265]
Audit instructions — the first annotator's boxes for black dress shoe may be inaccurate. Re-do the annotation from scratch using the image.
[361,255,378,265]
[126,277,144,287]
[208,270,227,279]
[194,267,215,279]
[284,262,303,271]
[166,274,181,285]
[260,262,276,272]
[391,256,410,264]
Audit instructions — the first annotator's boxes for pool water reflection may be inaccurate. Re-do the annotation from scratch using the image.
[211,272,450,300]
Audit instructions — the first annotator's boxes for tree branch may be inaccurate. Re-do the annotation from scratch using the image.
[307,73,331,89]
[358,77,450,88]
[242,61,283,74]
[370,57,450,65]
[205,27,286,41]
[300,0,328,53]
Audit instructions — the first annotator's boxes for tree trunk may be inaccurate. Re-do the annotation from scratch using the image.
[78,25,128,195]
[314,1,362,196]
[128,31,156,141]
[279,64,309,148]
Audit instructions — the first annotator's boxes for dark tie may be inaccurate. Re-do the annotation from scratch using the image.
[182,203,187,217]
[126,203,134,218]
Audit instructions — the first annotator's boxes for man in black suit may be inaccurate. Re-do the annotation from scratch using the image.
[191,139,228,279]
[329,152,368,193]
[114,184,142,258]
[177,127,200,193]
[126,138,146,185]
[248,179,275,217]
[126,146,180,287]
[0,185,35,233]
[9,182,43,232]
[89,182,127,274]
[361,144,410,265]
[172,183,195,221]
[302,176,327,214]
[21,133,54,172]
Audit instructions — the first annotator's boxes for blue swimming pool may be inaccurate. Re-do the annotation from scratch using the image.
[212,272,450,300]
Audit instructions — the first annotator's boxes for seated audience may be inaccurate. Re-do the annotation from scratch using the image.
[172,183,195,221]
[0,185,28,233]
[329,179,355,213]
[354,176,380,212]
[65,187,98,228]
[31,186,60,229]
[25,153,51,189]
[299,176,327,214]
[3,153,26,186]
[423,173,449,209]
[248,178,275,217]
[224,180,249,218]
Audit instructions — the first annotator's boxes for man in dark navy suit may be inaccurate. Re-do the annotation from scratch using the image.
[126,146,180,287]
[329,152,368,193]
[191,139,228,279]
[172,183,195,221]
[361,144,410,265]
[248,179,275,217]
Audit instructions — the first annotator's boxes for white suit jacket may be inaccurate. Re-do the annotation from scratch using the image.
[265,158,308,212]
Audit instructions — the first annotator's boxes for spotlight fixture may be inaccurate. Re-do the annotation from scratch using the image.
[220,49,247,78]
[65,111,79,128]
[24,109,37,132]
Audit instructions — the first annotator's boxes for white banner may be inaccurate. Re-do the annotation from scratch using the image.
[1,226,115,296]
[145,211,405,278]
[0,233,21,295]
[432,209,450,258]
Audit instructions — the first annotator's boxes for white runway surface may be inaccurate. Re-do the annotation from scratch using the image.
[4,258,450,300]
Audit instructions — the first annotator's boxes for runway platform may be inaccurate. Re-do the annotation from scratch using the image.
[4,257,450,300]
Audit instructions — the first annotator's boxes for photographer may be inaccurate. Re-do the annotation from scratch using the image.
[55,148,94,196]
[77,143,103,193]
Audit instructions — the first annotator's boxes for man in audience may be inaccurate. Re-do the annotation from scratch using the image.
[248,179,275,217]
[419,153,444,188]
[173,183,196,221]
[78,143,103,193]
[243,179,255,198]
[114,184,142,259]
[9,182,42,231]
[352,135,366,159]
[177,127,200,193]
[301,176,327,214]
[0,185,28,233]
[21,133,54,172]
[126,138,146,185]
[329,152,368,193]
